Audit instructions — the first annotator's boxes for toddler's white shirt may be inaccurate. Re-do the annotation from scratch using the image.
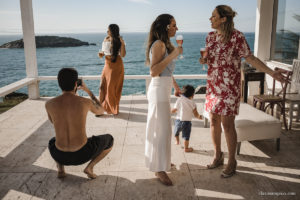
[174,96,196,121]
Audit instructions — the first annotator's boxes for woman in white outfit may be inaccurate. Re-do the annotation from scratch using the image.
[145,14,183,186]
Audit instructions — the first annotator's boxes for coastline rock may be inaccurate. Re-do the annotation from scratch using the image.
[195,85,206,94]
[0,36,92,48]
[4,92,28,100]
[0,92,28,114]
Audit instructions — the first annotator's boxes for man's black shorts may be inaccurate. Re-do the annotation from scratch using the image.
[48,134,114,166]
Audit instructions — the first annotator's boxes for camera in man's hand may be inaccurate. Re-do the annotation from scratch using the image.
[77,79,82,86]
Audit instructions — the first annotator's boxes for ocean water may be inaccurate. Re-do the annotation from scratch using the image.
[0,32,254,96]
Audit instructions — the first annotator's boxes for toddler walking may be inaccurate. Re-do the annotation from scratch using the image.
[171,85,202,152]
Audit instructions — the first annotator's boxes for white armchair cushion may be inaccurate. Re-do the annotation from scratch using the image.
[236,103,281,142]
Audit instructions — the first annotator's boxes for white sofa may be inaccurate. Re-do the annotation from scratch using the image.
[204,103,281,154]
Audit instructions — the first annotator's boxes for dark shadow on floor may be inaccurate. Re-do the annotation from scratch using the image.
[185,163,300,200]
[1,107,299,199]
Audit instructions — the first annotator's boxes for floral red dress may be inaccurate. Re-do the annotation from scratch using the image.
[204,30,252,116]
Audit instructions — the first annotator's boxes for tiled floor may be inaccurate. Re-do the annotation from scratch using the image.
[0,95,299,200]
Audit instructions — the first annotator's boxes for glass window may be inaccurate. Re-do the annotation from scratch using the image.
[271,0,300,64]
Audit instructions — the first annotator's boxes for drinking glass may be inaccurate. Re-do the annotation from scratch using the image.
[200,47,206,70]
[98,50,104,59]
[176,35,184,59]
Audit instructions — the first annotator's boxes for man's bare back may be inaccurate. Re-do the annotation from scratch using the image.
[46,68,112,179]
[46,92,92,151]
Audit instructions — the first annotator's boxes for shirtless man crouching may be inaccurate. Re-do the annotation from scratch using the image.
[46,68,113,179]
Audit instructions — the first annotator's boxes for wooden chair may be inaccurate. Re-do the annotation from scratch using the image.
[289,59,300,94]
[285,94,300,130]
[253,67,293,130]
[285,59,300,129]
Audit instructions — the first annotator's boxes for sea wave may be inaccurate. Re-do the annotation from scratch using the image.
[123,60,145,64]
[77,63,101,67]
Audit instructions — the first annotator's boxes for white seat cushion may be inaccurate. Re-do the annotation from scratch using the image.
[236,103,281,142]
[203,103,281,142]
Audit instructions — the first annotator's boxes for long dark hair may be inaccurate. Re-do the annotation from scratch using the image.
[145,14,175,65]
[216,5,237,43]
[109,24,121,62]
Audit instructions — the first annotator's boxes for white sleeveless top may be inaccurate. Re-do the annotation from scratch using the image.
[100,40,125,56]
[149,40,175,77]
[101,41,112,56]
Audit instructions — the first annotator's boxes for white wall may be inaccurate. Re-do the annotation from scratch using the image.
[254,0,275,62]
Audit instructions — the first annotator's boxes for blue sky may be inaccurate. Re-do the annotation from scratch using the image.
[0,0,264,34]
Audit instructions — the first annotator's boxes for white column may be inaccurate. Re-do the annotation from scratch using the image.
[20,0,39,99]
[253,0,276,93]
[254,0,275,61]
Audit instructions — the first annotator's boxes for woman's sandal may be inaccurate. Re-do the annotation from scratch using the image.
[184,147,194,152]
[221,160,237,178]
[207,152,224,169]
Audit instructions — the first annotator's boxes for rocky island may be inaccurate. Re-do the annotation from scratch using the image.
[0,36,96,48]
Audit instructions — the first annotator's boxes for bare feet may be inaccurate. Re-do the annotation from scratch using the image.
[84,167,97,179]
[83,146,113,179]
[184,147,194,152]
[155,171,173,186]
[175,136,179,145]
[170,163,177,170]
[56,163,66,178]
[57,171,67,178]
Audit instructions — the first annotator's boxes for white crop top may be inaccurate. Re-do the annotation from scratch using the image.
[101,41,112,56]
[100,40,125,56]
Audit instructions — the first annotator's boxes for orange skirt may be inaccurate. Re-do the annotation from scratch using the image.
[99,56,124,114]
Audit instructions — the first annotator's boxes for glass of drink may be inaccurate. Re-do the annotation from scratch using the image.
[98,48,104,59]
[176,35,184,59]
[200,47,206,70]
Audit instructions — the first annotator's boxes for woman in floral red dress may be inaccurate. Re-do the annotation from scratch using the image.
[200,5,285,178]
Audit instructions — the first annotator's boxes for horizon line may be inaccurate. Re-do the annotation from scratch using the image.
[0,31,256,36]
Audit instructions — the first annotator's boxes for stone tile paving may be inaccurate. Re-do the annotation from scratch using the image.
[0,95,299,200]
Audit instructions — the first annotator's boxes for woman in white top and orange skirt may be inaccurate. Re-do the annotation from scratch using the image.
[98,24,126,115]
[145,14,182,186]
